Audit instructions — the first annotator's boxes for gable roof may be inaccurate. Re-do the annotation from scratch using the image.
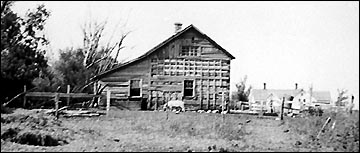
[251,89,331,103]
[250,89,303,101]
[92,24,235,80]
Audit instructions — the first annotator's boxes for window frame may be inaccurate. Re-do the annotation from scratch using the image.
[180,46,200,57]
[129,79,142,98]
[183,79,195,98]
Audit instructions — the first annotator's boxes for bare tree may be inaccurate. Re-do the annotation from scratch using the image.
[81,19,131,72]
[78,16,131,107]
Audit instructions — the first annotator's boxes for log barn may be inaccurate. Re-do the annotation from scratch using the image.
[93,23,235,111]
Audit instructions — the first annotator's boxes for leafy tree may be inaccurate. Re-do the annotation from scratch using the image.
[53,48,94,93]
[31,65,63,92]
[234,75,252,102]
[52,46,119,94]
[1,1,51,103]
[336,88,349,106]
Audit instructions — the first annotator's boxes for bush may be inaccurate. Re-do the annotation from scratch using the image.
[14,131,66,146]
[302,106,324,117]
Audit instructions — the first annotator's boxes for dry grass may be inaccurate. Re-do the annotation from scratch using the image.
[1,107,359,152]
[285,110,359,152]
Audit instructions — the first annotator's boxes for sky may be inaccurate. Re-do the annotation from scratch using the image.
[12,1,359,109]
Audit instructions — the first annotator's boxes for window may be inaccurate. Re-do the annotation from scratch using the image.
[180,46,200,56]
[184,80,194,97]
[129,79,141,97]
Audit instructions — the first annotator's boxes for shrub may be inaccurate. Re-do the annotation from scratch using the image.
[14,131,65,146]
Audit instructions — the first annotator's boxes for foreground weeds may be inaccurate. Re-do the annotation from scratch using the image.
[286,110,359,152]
[1,109,72,146]
[1,108,358,152]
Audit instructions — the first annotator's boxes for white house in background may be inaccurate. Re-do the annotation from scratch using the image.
[292,90,317,110]
[248,83,302,113]
[248,83,332,113]
[292,90,332,110]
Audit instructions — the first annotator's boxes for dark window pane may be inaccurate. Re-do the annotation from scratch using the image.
[184,89,193,97]
[130,88,141,97]
[130,80,141,96]
[184,80,194,97]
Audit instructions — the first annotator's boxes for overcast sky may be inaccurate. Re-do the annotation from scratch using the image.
[12,1,359,109]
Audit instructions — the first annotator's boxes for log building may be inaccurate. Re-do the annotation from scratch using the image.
[93,23,235,110]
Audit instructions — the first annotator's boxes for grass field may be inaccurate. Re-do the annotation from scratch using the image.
[1,107,359,152]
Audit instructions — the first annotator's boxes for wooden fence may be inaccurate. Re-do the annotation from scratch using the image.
[23,85,101,108]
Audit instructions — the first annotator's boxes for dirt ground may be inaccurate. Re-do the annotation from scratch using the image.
[1,107,359,152]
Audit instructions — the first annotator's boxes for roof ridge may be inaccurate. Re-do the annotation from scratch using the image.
[92,24,235,80]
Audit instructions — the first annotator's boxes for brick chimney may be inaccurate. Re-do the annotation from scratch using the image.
[295,83,298,90]
[263,83,266,90]
[174,22,182,33]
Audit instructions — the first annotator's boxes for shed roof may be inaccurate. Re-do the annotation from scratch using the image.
[312,91,332,103]
[92,24,235,80]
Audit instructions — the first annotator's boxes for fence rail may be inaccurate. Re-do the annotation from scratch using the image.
[25,92,101,98]
[21,85,101,109]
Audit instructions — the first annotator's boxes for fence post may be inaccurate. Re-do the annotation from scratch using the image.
[213,92,216,110]
[91,82,97,108]
[207,90,210,110]
[106,90,111,116]
[23,85,27,108]
[222,89,225,112]
[316,117,332,139]
[280,97,285,120]
[67,85,70,106]
[148,91,152,110]
[222,89,225,122]
[55,93,59,119]
[200,85,203,110]
[155,91,158,110]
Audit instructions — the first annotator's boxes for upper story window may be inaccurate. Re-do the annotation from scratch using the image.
[180,46,200,56]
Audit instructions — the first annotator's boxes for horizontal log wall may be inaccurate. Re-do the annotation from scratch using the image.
[99,57,150,102]
[149,57,230,110]
[99,28,232,110]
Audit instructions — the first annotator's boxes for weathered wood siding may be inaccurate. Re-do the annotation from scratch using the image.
[99,58,150,110]
[147,29,231,110]
[99,28,232,110]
